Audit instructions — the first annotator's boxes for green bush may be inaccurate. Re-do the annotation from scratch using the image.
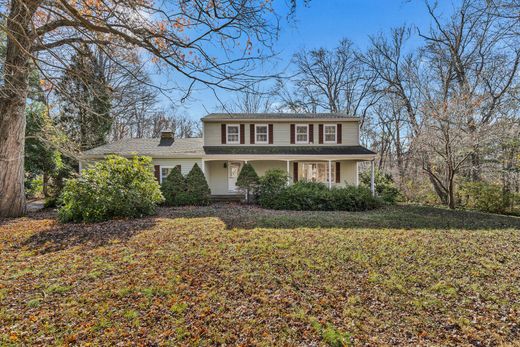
[259,178,381,211]
[360,169,400,204]
[183,163,211,206]
[161,166,188,206]
[236,163,259,203]
[256,169,288,208]
[58,155,164,223]
[459,182,510,214]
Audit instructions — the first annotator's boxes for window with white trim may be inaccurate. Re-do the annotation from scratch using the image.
[296,125,308,143]
[255,124,268,144]
[227,125,240,144]
[324,125,337,143]
[299,162,335,183]
[160,167,174,183]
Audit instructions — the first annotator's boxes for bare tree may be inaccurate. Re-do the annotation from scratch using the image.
[0,0,297,217]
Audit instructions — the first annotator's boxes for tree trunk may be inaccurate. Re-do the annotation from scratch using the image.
[0,0,39,218]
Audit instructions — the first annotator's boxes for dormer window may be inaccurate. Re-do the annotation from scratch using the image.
[296,125,309,144]
[324,125,337,143]
[255,124,268,144]
[227,125,240,144]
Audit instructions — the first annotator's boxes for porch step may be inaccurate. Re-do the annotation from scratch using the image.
[210,194,243,202]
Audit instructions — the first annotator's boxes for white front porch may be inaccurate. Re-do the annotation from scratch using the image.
[202,158,374,196]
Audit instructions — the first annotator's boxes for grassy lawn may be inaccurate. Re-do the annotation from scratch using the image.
[1,204,519,345]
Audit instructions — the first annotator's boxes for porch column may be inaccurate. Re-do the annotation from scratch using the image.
[286,160,290,184]
[370,159,375,196]
[328,160,332,189]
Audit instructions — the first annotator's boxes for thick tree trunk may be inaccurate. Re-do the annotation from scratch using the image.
[0,0,39,217]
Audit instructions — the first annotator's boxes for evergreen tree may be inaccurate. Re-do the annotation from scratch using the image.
[185,163,211,206]
[236,163,260,203]
[161,166,187,206]
[57,45,112,150]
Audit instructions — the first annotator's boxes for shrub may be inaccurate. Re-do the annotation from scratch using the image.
[236,163,259,203]
[256,169,288,208]
[261,180,381,211]
[183,163,211,206]
[161,166,188,206]
[360,169,400,204]
[459,182,510,214]
[58,155,164,223]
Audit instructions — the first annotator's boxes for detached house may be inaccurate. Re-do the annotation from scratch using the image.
[82,113,377,196]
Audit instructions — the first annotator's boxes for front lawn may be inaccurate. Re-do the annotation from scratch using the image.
[1,204,519,345]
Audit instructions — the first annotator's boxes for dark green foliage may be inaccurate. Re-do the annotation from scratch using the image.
[184,163,211,206]
[161,166,188,206]
[266,181,381,211]
[360,169,400,204]
[257,175,381,211]
[57,44,112,151]
[236,163,259,203]
[256,169,289,208]
[58,155,164,222]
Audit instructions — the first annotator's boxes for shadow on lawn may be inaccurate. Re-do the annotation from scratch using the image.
[158,203,520,231]
[16,212,156,254]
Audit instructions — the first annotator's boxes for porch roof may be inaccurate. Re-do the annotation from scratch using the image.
[203,145,375,156]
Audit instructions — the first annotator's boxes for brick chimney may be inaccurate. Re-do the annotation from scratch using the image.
[159,130,174,146]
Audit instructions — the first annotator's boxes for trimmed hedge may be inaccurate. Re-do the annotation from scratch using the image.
[161,163,211,206]
[58,155,164,223]
[257,170,381,211]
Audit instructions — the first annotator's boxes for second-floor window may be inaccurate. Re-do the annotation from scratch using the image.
[227,125,240,144]
[324,125,337,143]
[296,125,308,143]
[255,124,268,144]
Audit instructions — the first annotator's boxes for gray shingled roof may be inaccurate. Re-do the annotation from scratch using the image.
[203,146,376,156]
[202,113,359,121]
[82,138,204,158]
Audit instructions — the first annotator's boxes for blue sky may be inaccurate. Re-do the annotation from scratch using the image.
[154,0,457,121]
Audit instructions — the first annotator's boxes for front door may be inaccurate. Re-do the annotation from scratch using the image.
[228,162,242,192]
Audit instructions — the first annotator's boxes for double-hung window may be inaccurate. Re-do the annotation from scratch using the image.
[299,162,335,183]
[255,124,268,144]
[324,125,337,143]
[296,125,309,143]
[227,125,240,144]
[161,167,174,183]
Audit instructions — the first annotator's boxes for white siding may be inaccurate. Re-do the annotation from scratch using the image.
[152,158,202,176]
[203,121,359,146]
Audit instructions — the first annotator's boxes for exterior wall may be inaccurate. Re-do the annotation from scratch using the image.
[153,158,202,176]
[203,121,359,146]
[206,161,229,195]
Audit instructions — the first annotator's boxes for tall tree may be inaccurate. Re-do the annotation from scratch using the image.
[0,0,298,217]
[57,44,112,150]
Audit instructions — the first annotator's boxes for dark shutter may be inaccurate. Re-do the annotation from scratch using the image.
[293,162,298,182]
[290,124,295,144]
[335,162,341,183]
[309,124,314,143]
[221,124,226,144]
[250,124,255,144]
[319,124,324,144]
[154,165,161,182]
[240,124,245,144]
[268,124,274,144]
[337,123,342,144]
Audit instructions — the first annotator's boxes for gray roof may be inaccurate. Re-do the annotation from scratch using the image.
[82,137,204,158]
[203,146,376,156]
[202,113,359,121]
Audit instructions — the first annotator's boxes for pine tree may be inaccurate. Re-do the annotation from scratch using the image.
[161,166,187,206]
[185,163,211,206]
[236,163,259,203]
[57,45,112,150]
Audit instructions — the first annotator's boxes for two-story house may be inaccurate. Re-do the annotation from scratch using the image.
[82,113,377,196]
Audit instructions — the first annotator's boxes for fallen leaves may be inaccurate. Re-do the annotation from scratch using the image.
[0,204,519,345]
